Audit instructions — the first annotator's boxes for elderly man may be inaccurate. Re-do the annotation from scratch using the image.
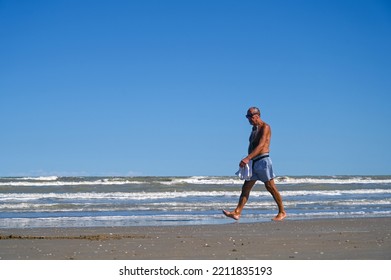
[223,106,286,221]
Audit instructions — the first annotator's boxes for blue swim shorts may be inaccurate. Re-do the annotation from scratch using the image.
[249,155,276,183]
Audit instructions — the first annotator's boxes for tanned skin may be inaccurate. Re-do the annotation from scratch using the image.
[223,107,286,221]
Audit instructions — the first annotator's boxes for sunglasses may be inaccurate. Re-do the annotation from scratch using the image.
[245,113,259,118]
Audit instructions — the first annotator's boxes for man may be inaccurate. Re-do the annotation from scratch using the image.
[223,107,286,221]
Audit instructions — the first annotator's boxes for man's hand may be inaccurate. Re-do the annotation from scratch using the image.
[239,157,250,168]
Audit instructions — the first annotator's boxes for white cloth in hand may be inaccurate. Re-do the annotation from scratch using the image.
[235,160,252,180]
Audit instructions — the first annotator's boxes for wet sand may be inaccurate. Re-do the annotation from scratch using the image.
[0,217,390,260]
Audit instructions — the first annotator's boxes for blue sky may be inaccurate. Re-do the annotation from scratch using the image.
[1,0,390,176]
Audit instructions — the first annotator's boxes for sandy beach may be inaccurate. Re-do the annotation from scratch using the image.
[0,217,390,260]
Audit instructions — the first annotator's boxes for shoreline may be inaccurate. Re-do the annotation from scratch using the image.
[1,217,390,260]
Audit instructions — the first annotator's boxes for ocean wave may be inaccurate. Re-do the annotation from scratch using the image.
[2,199,389,213]
[155,176,391,185]
[21,176,59,181]
[0,179,144,187]
[1,189,391,202]
[2,210,391,229]
[0,191,237,201]
[1,175,391,187]
[158,176,241,185]
[1,175,390,229]
[275,176,391,184]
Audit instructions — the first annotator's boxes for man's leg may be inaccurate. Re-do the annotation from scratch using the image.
[223,180,257,220]
[264,179,286,221]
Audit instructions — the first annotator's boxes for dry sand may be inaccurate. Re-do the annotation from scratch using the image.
[0,217,390,260]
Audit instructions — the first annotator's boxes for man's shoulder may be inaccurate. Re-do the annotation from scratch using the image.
[260,122,270,129]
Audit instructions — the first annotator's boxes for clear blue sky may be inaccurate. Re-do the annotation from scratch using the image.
[1,0,390,177]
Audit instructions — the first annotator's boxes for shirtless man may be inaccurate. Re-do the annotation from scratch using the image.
[223,107,286,221]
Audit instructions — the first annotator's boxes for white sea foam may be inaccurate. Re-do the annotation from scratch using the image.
[2,198,388,212]
[159,176,391,185]
[0,179,143,187]
[275,176,391,184]
[1,176,391,187]
[19,176,59,181]
[0,191,236,201]
[158,176,241,185]
[1,189,390,202]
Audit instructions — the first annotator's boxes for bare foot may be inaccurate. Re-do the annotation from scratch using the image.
[222,210,240,220]
[272,212,286,221]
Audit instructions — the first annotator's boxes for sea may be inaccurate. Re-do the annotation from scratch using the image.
[0,175,390,229]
